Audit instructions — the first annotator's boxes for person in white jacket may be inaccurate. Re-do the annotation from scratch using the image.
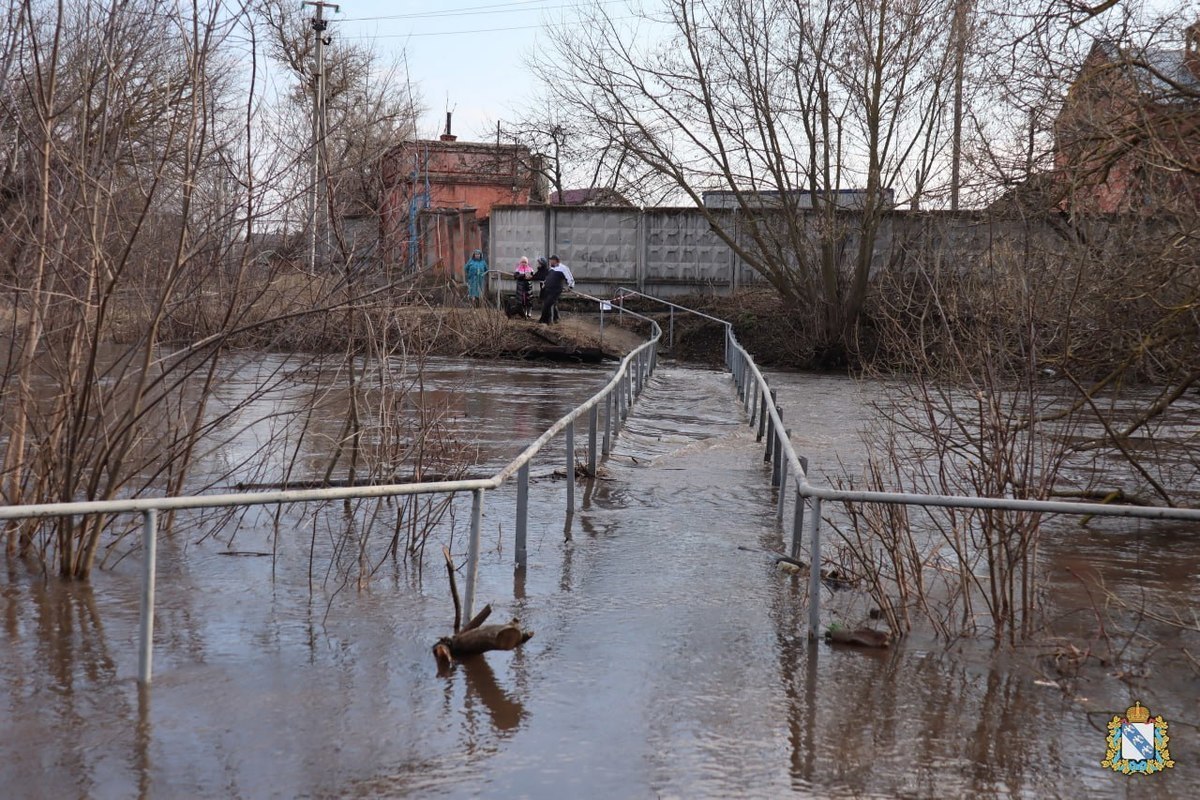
[538,255,575,324]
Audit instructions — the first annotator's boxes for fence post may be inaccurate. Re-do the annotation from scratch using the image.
[566,421,576,512]
[464,490,484,620]
[588,406,598,476]
[776,431,790,521]
[604,391,613,454]
[138,509,158,685]
[765,410,775,464]
[807,497,822,640]
[757,391,767,441]
[791,457,808,560]
[516,465,529,569]
[749,381,758,428]
[669,308,675,350]
[791,487,805,560]
[772,410,784,486]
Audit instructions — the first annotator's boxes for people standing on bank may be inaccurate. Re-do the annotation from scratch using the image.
[538,254,575,325]
[514,256,535,319]
[532,256,550,316]
[532,256,550,290]
[464,249,488,307]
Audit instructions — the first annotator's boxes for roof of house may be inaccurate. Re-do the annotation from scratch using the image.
[1088,38,1200,104]
[549,187,632,206]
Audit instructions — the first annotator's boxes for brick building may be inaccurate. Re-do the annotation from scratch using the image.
[1054,24,1200,213]
[380,118,547,277]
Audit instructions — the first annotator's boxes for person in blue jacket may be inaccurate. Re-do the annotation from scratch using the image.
[464,249,488,307]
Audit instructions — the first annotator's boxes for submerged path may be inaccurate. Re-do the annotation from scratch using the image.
[343,363,1148,799]
[3,360,1193,798]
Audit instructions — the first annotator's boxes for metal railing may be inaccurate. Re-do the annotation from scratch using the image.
[724,327,1200,640]
[612,287,730,354]
[0,304,661,684]
[618,289,1200,639]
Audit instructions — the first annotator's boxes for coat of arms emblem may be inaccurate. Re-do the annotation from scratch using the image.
[1101,701,1175,775]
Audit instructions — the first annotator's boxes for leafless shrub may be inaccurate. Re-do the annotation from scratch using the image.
[0,1,457,582]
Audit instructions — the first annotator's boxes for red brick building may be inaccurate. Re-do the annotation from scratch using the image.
[1054,24,1200,213]
[380,121,546,277]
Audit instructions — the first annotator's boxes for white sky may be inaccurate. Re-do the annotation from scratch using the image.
[332,0,597,140]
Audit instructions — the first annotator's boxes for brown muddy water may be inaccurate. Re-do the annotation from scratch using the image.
[2,357,1198,798]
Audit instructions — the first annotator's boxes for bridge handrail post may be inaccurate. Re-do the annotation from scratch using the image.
[777,430,790,521]
[138,509,157,685]
[516,465,529,569]
[464,489,485,620]
[566,421,576,512]
[603,391,613,455]
[588,406,598,476]
[807,497,822,640]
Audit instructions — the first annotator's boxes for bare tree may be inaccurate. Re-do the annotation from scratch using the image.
[0,0,454,581]
[829,1,1200,645]
[495,93,668,205]
[537,0,958,363]
[253,0,420,267]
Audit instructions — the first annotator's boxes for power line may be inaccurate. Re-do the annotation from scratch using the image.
[341,0,607,23]
[339,14,637,40]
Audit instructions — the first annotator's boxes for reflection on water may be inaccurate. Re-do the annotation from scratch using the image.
[1,360,1198,798]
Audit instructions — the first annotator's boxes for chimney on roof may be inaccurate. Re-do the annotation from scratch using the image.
[440,111,457,142]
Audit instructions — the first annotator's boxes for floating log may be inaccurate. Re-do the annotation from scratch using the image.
[440,619,533,658]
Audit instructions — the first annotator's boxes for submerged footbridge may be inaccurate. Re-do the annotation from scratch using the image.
[4,289,1200,689]
[8,292,1200,797]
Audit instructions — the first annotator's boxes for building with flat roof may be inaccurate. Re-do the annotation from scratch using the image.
[380,116,547,276]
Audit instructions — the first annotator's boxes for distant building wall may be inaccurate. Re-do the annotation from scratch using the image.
[489,204,1136,298]
[702,188,895,210]
[380,138,544,276]
[490,205,757,296]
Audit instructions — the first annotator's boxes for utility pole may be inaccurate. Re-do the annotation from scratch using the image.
[304,1,339,272]
[950,0,970,211]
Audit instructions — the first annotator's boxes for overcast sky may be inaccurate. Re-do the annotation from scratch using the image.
[332,0,597,140]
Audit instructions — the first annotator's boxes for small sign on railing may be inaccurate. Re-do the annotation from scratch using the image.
[600,301,613,311]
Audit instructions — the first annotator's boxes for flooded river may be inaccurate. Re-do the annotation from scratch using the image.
[1,357,1197,798]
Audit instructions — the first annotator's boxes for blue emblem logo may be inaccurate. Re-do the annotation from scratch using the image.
[1102,701,1175,775]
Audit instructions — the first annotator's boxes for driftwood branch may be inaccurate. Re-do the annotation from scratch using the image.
[434,551,533,676]
[461,603,493,633]
[443,546,461,634]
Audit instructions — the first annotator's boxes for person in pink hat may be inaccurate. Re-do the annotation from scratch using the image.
[513,256,535,319]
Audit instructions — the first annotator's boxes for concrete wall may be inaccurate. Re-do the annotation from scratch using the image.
[489,205,761,297]
[487,204,1150,298]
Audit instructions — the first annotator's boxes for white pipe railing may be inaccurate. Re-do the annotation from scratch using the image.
[615,291,1200,639]
[0,304,661,684]
[722,326,1200,639]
